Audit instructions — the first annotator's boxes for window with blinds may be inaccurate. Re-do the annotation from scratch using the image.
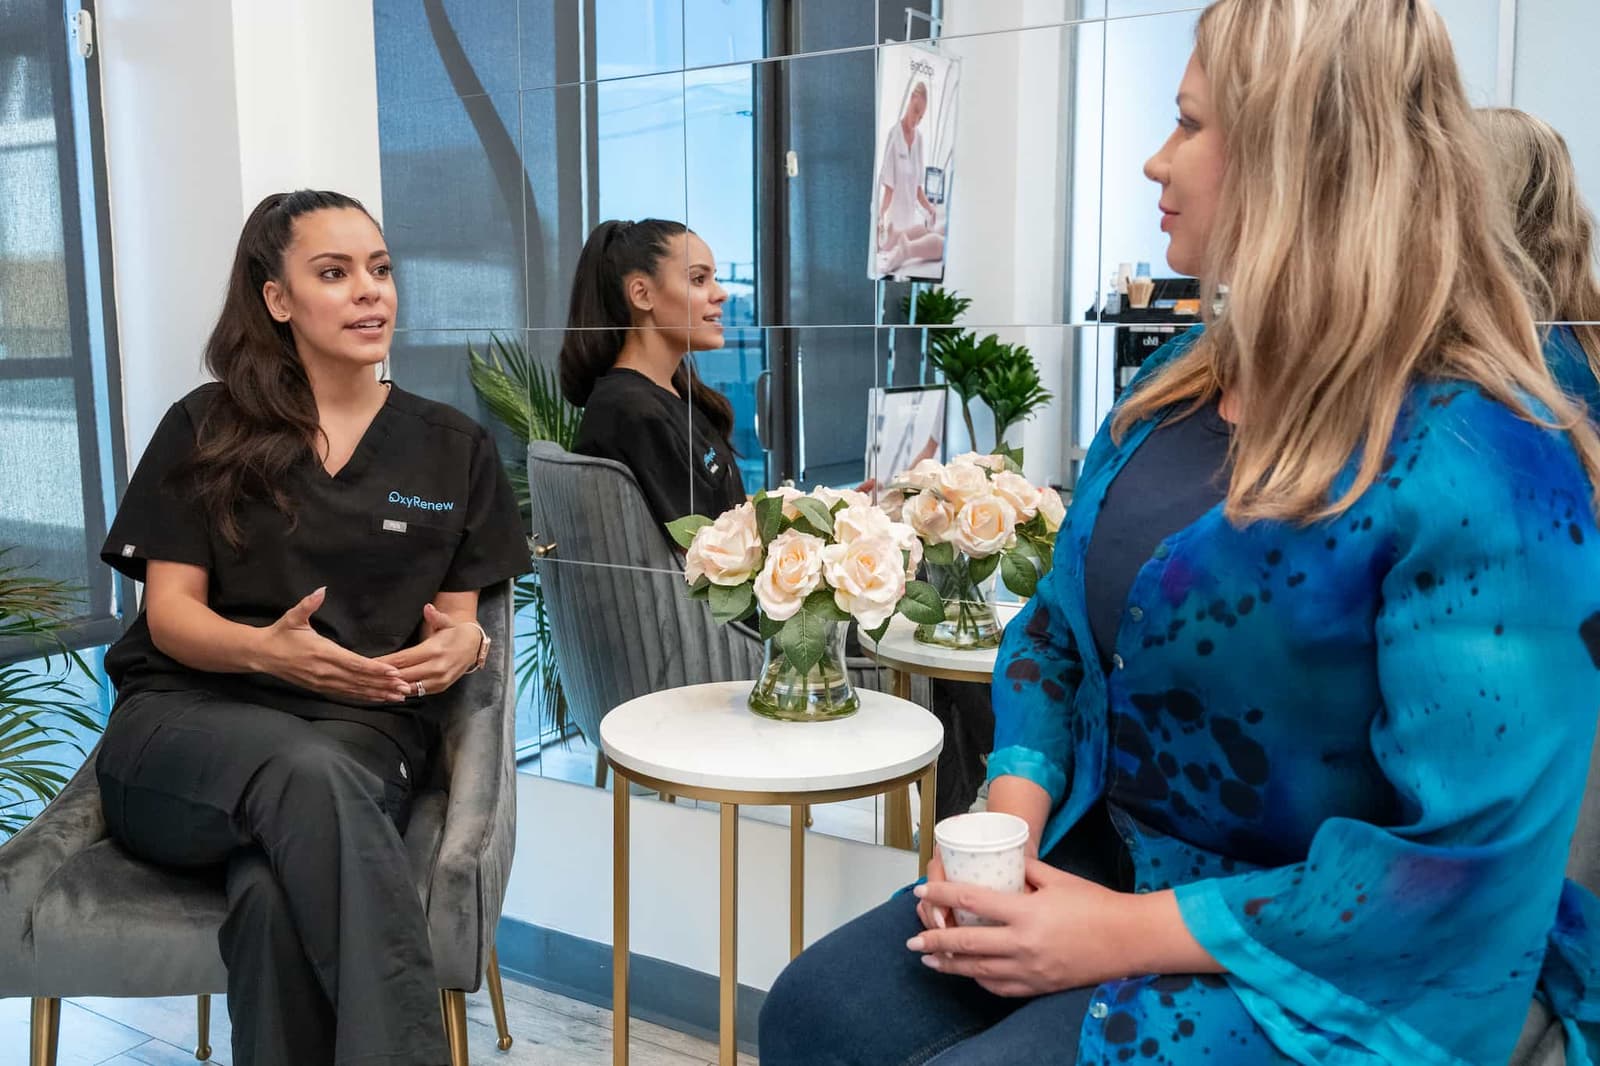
[0,0,125,661]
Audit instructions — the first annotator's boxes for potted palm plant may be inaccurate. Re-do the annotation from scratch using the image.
[467,334,582,734]
[0,552,102,837]
[907,288,1053,448]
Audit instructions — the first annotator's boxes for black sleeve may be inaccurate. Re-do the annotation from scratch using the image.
[101,401,212,582]
[441,430,532,591]
[614,410,701,527]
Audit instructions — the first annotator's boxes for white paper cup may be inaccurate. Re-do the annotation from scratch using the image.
[933,812,1030,926]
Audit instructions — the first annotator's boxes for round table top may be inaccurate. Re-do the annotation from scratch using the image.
[599,681,944,794]
[860,602,1024,681]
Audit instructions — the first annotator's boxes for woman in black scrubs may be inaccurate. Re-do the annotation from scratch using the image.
[560,218,745,526]
[95,190,528,1066]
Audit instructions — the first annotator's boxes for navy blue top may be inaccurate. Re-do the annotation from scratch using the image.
[1084,400,1232,671]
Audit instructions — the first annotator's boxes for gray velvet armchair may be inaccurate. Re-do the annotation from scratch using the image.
[525,442,882,788]
[0,580,521,1066]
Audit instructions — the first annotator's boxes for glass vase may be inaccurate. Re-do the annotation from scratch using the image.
[917,556,1002,650]
[747,620,860,722]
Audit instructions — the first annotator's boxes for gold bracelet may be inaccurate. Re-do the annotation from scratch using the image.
[463,620,490,674]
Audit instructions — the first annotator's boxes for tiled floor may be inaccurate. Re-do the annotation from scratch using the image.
[0,975,758,1065]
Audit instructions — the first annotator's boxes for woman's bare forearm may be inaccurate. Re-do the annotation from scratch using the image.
[987,774,1054,855]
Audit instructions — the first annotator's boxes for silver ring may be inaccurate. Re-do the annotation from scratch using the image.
[413,681,426,698]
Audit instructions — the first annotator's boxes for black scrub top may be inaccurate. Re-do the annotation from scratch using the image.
[101,382,530,772]
[572,368,746,526]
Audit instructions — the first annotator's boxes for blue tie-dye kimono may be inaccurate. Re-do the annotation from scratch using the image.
[991,325,1600,1064]
[1548,323,1600,424]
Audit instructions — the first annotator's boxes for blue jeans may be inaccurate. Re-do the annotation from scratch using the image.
[758,890,1096,1064]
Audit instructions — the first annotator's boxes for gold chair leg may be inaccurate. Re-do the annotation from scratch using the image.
[30,997,60,1066]
[486,946,513,1052]
[439,989,469,1066]
[195,994,212,1060]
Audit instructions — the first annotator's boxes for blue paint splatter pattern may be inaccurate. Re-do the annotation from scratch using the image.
[991,327,1600,1064]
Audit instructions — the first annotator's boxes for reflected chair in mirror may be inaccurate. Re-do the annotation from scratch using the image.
[525,442,891,820]
[2,582,520,1066]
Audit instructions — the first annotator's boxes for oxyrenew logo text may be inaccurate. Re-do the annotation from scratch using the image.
[388,491,455,512]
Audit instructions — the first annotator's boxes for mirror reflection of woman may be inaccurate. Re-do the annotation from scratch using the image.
[876,81,947,274]
[1480,107,1600,420]
[761,2,1600,1063]
[561,219,745,528]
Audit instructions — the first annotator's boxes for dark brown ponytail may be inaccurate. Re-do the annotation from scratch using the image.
[558,218,735,441]
[183,189,377,549]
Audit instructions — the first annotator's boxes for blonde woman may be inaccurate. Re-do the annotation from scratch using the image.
[759,2,1600,1064]
[1481,107,1600,419]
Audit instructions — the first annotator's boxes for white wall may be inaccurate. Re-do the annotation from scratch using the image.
[98,0,244,464]
[508,776,918,990]
[1512,0,1600,215]
[940,0,1074,484]
[98,0,383,461]
[230,0,384,218]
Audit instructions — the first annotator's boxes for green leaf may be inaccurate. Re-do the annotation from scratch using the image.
[753,495,785,546]
[1034,536,1055,575]
[791,497,836,538]
[1000,551,1040,598]
[466,334,584,449]
[864,618,892,644]
[897,580,946,625]
[776,606,828,676]
[1011,536,1042,565]
[993,442,1026,473]
[803,588,852,623]
[709,582,756,624]
[967,551,1001,586]
[667,514,713,550]
[923,540,956,567]
[758,610,785,641]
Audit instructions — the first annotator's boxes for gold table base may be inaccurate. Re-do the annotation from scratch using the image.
[610,758,937,1066]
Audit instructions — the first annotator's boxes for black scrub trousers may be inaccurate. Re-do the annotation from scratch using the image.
[96,383,529,1066]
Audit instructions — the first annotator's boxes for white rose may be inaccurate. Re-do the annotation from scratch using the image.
[990,471,1041,521]
[684,503,763,587]
[822,534,909,630]
[902,490,957,544]
[768,485,806,519]
[832,501,896,545]
[900,458,946,492]
[879,487,907,522]
[753,529,825,621]
[951,451,1009,473]
[1037,486,1066,532]
[811,486,872,511]
[892,520,925,579]
[936,461,991,508]
[951,495,1019,558]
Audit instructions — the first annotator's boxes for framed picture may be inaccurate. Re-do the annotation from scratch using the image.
[869,44,961,281]
[866,384,947,494]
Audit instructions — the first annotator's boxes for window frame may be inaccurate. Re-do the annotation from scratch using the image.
[0,0,129,666]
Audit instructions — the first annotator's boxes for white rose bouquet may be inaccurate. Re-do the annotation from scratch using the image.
[889,447,1064,649]
[668,489,947,720]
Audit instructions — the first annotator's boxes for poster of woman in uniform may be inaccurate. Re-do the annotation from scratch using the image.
[870,44,961,281]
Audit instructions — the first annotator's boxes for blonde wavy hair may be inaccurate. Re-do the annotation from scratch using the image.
[1114,0,1600,522]
[1478,107,1600,373]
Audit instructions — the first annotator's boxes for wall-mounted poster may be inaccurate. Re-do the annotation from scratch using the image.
[869,43,961,281]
